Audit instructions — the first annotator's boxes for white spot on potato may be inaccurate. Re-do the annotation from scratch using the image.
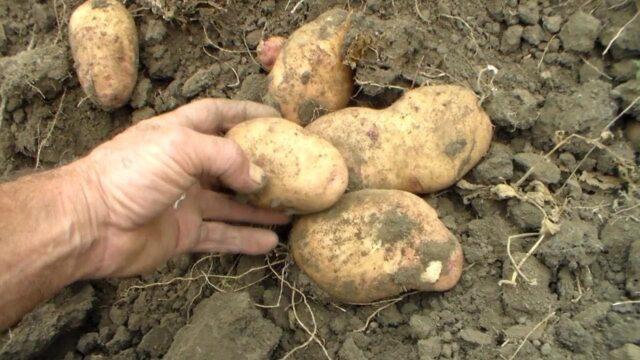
[420,261,442,283]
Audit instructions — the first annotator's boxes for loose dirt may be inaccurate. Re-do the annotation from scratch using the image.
[1,0,639,359]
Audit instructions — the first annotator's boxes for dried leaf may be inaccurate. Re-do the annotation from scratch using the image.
[456,179,486,191]
[541,218,561,235]
[579,172,623,190]
[491,184,519,199]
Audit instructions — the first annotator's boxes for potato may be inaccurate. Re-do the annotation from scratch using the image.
[266,9,353,125]
[290,189,463,303]
[226,117,348,214]
[257,36,286,71]
[69,0,138,110]
[306,85,493,193]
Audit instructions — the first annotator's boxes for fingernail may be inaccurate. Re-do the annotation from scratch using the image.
[249,163,267,188]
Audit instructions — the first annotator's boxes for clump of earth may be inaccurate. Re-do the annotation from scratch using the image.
[1,0,639,359]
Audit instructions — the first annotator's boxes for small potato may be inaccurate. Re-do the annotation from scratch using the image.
[290,189,463,303]
[257,36,286,71]
[266,9,353,125]
[69,0,138,110]
[307,85,493,193]
[226,118,348,214]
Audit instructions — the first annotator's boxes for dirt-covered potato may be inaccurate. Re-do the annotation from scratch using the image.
[290,189,463,303]
[69,0,138,110]
[266,9,353,125]
[306,85,493,193]
[226,118,348,214]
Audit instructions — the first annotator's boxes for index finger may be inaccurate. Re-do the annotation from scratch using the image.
[157,98,281,134]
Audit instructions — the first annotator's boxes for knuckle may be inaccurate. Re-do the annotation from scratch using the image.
[217,138,245,167]
[165,127,190,148]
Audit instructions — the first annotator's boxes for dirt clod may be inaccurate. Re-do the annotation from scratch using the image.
[136,326,172,358]
[610,344,640,360]
[513,152,561,184]
[559,11,602,52]
[501,25,523,53]
[164,292,281,360]
[0,285,94,360]
[538,219,602,270]
[556,316,593,353]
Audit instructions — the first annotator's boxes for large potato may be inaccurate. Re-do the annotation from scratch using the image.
[69,0,138,110]
[290,189,463,303]
[226,118,348,214]
[306,85,493,193]
[266,9,353,125]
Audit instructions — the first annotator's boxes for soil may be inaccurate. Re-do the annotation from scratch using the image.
[1,0,640,359]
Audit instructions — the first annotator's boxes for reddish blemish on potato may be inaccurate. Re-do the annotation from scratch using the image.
[257,36,286,71]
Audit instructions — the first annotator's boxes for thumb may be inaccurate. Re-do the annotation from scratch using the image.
[181,129,266,194]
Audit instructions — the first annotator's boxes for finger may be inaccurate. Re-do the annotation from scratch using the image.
[194,222,279,255]
[181,130,266,193]
[159,98,281,134]
[199,191,290,225]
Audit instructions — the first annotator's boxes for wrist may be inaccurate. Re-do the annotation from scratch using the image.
[56,158,107,281]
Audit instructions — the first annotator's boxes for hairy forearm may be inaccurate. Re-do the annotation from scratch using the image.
[0,160,99,329]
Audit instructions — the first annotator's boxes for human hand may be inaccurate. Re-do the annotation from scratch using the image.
[73,99,289,279]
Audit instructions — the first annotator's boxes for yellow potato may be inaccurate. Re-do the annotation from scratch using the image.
[69,0,139,110]
[290,189,463,303]
[226,117,348,214]
[306,85,493,193]
[266,9,353,125]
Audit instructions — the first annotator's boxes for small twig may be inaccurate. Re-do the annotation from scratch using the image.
[603,95,640,131]
[355,300,399,333]
[499,233,541,287]
[242,32,261,67]
[602,11,640,56]
[439,14,481,55]
[202,24,243,53]
[414,0,428,22]
[35,91,66,169]
[508,312,556,360]
[353,293,416,332]
[608,0,631,9]
[28,83,46,99]
[613,203,640,215]
[612,300,640,306]
[558,146,596,191]
[254,257,289,309]
[226,67,240,88]
[355,79,407,92]
[279,280,331,360]
[0,96,6,130]
[290,0,305,13]
[580,57,612,79]
[76,95,90,108]
[538,35,556,68]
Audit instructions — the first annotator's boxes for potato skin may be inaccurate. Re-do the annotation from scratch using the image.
[266,9,353,125]
[290,189,463,303]
[257,36,286,71]
[306,85,493,193]
[69,0,138,110]
[226,118,348,214]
